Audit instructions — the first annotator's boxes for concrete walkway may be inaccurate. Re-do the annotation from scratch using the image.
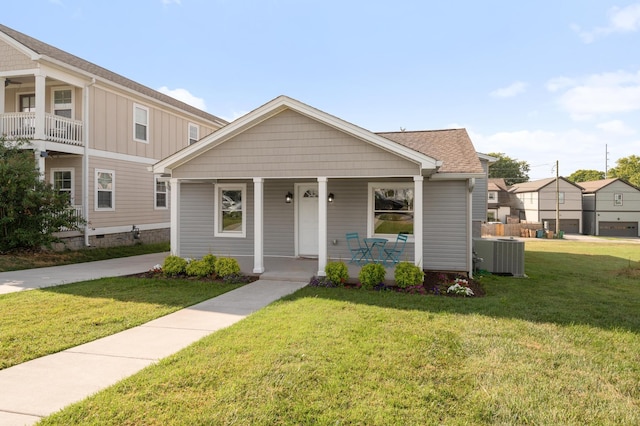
[0,257,308,425]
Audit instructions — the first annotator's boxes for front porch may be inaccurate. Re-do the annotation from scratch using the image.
[0,111,83,147]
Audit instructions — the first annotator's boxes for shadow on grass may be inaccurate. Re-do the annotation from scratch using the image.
[286,251,640,334]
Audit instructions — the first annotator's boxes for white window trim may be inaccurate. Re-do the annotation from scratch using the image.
[367,182,415,241]
[214,183,246,238]
[133,103,149,143]
[95,169,115,211]
[614,193,623,206]
[188,122,199,145]
[488,191,498,201]
[50,168,75,205]
[154,176,168,210]
[50,86,74,118]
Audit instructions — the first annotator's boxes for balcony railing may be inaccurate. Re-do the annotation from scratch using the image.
[0,112,83,146]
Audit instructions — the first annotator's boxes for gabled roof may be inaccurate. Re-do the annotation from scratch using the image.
[377,129,484,175]
[488,178,509,191]
[509,177,582,193]
[0,24,227,126]
[578,178,640,193]
[153,95,452,175]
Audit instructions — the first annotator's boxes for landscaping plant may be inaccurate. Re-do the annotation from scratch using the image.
[358,263,386,289]
[393,261,424,288]
[324,261,349,286]
[214,257,241,278]
[162,255,188,276]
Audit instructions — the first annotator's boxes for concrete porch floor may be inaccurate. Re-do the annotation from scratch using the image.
[235,256,397,283]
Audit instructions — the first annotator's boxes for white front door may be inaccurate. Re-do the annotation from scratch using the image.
[297,183,319,256]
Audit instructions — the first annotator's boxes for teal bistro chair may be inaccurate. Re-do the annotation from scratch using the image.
[346,232,367,264]
[383,233,408,264]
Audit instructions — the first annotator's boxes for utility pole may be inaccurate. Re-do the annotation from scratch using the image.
[605,144,609,179]
[554,160,560,238]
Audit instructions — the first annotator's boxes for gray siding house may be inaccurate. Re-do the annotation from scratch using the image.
[579,178,640,237]
[152,96,485,276]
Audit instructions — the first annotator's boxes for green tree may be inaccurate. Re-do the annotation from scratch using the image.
[0,137,83,253]
[567,169,605,183]
[488,152,530,186]
[609,155,640,187]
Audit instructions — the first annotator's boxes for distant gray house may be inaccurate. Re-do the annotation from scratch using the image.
[578,178,640,237]
[510,177,583,233]
[151,96,486,276]
[487,178,513,223]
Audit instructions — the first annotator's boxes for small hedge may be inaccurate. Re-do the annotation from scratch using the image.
[162,255,188,276]
[185,259,215,277]
[214,257,241,278]
[394,261,424,288]
[358,263,386,290]
[325,261,349,286]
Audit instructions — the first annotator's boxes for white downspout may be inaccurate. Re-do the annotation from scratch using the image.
[317,177,328,277]
[468,178,475,278]
[413,176,423,268]
[83,78,95,246]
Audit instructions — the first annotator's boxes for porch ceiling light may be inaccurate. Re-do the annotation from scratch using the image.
[328,193,335,203]
[285,192,293,203]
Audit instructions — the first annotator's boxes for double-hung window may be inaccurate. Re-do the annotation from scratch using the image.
[133,104,149,142]
[51,168,74,204]
[95,169,115,211]
[53,88,73,118]
[369,183,414,237]
[215,184,246,237]
[188,123,199,145]
[614,193,623,206]
[155,177,168,209]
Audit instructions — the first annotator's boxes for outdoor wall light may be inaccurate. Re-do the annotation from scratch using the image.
[285,192,293,203]
[132,225,140,239]
[328,193,335,203]
[40,150,49,158]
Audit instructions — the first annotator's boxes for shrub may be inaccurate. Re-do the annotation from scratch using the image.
[185,259,214,277]
[394,262,424,288]
[325,261,349,286]
[202,254,217,272]
[214,257,241,278]
[358,263,386,290]
[162,255,188,276]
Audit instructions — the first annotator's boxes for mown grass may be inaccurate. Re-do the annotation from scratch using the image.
[0,242,169,272]
[38,240,640,424]
[0,277,243,370]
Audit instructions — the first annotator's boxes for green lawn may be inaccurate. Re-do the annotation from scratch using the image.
[33,240,640,424]
[0,277,244,370]
[0,242,169,272]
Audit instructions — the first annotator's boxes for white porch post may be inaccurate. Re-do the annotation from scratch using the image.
[34,72,46,141]
[414,176,424,268]
[0,78,5,114]
[253,178,265,274]
[317,177,328,276]
[169,178,181,256]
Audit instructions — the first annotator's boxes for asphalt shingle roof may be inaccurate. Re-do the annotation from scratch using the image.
[377,129,483,174]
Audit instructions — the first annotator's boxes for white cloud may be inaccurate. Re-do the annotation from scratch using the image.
[572,3,640,43]
[547,70,640,120]
[490,81,527,98]
[597,120,636,135]
[219,110,250,123]
[161,0,181,5]
[157,86,207,111]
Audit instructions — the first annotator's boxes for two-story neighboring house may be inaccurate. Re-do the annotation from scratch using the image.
[578,178,640,237]
[0,24,227,248]
[510,177,583,234]
[487,178,512,223]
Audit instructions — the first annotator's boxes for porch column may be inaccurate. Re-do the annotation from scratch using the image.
[414,176,424,268]
[253,178,265,274]
[0,78,5,114]
[34,72,46,141]
[169,178,181,256]
[317,177,328,276]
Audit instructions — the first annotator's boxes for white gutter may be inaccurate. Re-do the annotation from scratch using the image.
[83,78,96,246]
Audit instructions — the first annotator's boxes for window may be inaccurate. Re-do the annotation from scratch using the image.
[155,177,168,209]
[51,169,74,204]
[558,192,565,204]
[215,184,246,237]
[488,191,498,202]
[52,88,73,118]
[19,94,35,112]
[369,183,414,237]
[95,169,115,211]
[133,104,149,142]
[188,123,199,145]
[614,193,623,206]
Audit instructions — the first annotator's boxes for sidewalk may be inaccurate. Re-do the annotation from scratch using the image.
[0,276,308,425]
[0,252,169,295]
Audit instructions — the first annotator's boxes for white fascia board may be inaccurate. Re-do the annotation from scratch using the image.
[429,172,486,180]
[478,152,498,163]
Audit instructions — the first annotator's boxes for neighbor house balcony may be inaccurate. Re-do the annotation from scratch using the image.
[0,112,83,147]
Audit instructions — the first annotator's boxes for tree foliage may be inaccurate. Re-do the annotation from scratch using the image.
[567,169,605,183]
[487,152,530,186]
[608,155,640,188]
[0,138,83,253]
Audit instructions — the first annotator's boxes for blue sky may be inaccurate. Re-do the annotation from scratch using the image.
[4,0,640,179]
